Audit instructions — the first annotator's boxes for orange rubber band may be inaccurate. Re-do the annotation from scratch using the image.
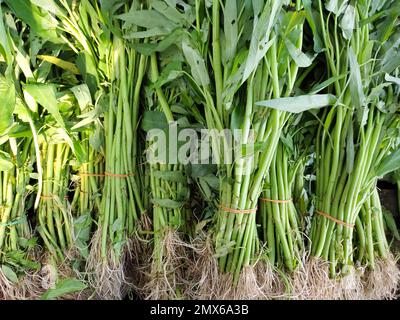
[40,195,54,200]
[219,205,257,214]
[260,198,292,204]
[315,210,355,228]
[105,172,136,178]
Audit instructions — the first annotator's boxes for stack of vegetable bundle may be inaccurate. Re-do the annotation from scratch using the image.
[306,0,400,299]
[0,0,399,301]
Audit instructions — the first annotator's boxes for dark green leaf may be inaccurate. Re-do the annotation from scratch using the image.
[141,111,168,132]
[151,198,184,209]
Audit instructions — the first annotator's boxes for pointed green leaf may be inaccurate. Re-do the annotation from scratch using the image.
[182,40,210,88]
[24,84,64,127]
[0,76,15,135]
[256,94,336,113]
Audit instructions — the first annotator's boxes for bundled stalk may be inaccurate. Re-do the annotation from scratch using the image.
[140,56,193,299]
[60,1,149,299]
[123,0,326,298]
[307,0,400,299]
[1,0,400,301]
[20,0,149,298]
[0,138,40,299]
[259,115,314,297]
[2,0,106,297]
[358,188,399,299]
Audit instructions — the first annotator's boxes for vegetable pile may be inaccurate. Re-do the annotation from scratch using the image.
[0,0,399,300]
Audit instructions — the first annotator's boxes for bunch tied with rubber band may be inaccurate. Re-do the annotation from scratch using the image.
[0,0,400,300]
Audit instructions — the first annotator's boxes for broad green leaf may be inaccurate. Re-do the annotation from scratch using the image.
[72,139,86,164]
[198,178,212,199]
[309,74,347,94]
[340,4,355,40]
[303,0,324,52]
[0,5,11,63]
[256,94,336,113]
[376,10,398,43]
[190,164,217,178]
[284,39,314,68]
[111,218,122,233]
[4,0,60,42]
[14,97,32,123]
[152,198,185,209]
[325,0,340,14]
[141,111,168,132]
[131,29,184,55]
[24,84,64,128]
[348,47,366,119]
[70,84,92,110]
[153,170,187,184]
[380,37,400,73]
[76,52,99,97]
[242,0,282,83]
[202,174,219,190]
[1,265,18,283]
[30,0,64,15]
[223,0,238,65]
[375,148,400,178]
[231,103,245,130]
[71,109,98,130]
[118,9,177,30]
[15,47,34,81]
[151,0,192,26]
[182,40,210,88]
[151,61,184,89]
[0,152,14,171]
[37,55,80,75]
[0,76,15,135]
[125,27,171,39]
[41,278,87,300]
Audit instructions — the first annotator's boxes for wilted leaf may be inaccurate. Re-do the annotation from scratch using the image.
[37,55,80,75]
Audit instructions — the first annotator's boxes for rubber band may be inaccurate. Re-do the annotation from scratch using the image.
[219,205,257,214]
[40,195,54,200]
[260,198,292,204]
[105,172,136,178]
[79,172,136,178]
[315,210,355,228]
